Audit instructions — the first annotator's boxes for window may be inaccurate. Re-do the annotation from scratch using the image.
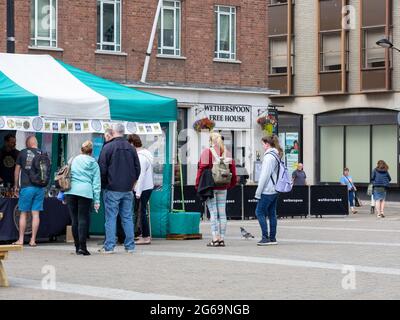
[346,126,371,183]
[320,32,341,71]
[362,27,386,68]
[270,0,288,4]
[97,0,121,52]
[372,125,398,183]
[30,0,57,48]
[320,126,344,182]
[158,0,181,56]
[270,37,291,74]
[215,6,236,60]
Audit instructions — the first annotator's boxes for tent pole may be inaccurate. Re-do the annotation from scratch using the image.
[140,0,163,83]
[170,121,177,212]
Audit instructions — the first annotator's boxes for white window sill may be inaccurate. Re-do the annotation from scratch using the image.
[28,46,64,52]
[95,50,128,56]
[213,58,242,64]
[156,54,187,60]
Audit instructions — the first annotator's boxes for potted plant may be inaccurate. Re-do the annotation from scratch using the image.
[193,117,215,132]
[257,113,277,135]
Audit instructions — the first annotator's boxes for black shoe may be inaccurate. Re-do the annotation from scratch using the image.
[268,238,278,245]
[77,249,91,256]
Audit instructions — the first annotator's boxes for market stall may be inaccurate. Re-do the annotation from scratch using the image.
[0,53,177,241]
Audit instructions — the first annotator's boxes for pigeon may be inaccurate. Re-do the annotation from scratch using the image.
[240,227,254,239]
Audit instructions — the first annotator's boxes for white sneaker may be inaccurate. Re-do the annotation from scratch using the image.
[98,248,115,254]
[125,249,135,254]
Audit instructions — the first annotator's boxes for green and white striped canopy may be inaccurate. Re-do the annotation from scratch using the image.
[0,53,177,123]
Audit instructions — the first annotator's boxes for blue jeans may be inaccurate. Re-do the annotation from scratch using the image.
[348,191,355,207]
[104,190,135,251]
[255,194,278,240]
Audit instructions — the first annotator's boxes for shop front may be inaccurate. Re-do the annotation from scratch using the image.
[316,108,400,200]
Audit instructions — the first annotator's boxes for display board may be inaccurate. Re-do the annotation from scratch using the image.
[0,116,162,135]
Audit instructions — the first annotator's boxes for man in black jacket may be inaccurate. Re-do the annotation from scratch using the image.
[99,123,141,253]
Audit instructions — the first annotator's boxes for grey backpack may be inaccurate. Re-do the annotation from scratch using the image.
[210,148,232,186]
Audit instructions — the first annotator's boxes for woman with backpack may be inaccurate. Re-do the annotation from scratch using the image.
[65,141,101,256]
[255,135,284,246]
[195,132,237,247]
[371,160,391,218]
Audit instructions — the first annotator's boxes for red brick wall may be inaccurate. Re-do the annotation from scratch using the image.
[146,0,269,88]
[9,0,268,89]
[0,0,6,53]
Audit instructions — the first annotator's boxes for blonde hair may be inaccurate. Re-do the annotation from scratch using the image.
[262,134,283,158]
[81,140,93,155]
[209,132,225,154]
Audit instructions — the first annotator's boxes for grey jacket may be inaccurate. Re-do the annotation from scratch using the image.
[255,148,279,199]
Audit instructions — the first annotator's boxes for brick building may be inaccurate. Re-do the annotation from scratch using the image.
[2,0,400,194]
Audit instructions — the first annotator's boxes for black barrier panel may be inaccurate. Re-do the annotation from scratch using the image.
[243,185,258,219]
[244,186,309,218]
[173,186,204,213]
[226,186,243,219]
[310,185,349,216]
[204,185,243,219]
[277,186,309,217]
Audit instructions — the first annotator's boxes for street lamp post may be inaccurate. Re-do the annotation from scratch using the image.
[6,0,15,53]
[376,38,400,53]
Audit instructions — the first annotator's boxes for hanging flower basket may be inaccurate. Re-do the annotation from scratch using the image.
[257,114,277,135]
[193,117,215,132]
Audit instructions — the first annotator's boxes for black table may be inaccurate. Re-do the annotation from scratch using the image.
[0,198,71,242]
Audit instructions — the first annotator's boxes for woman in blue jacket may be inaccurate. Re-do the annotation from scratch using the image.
[65,141,101,255]
[371,160,391,218]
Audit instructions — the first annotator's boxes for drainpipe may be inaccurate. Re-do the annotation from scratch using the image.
[140,0,163,83]
[6,0,15,53]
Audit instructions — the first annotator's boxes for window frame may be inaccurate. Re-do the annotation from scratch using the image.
[158,0,181,57]
[361,25,388,70]
[97,0,122,52]
[269,35,294,75]
[30,0,58,48]
[319,30,343,72]
[214,5,237,60]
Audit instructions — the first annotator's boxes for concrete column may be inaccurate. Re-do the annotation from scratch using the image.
[302,113,316,185]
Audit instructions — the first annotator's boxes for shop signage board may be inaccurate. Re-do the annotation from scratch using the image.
[195,104,252,129]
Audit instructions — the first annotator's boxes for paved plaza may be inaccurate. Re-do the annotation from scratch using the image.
[1,205,400,300]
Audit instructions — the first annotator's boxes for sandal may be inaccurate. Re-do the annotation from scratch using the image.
[12,241,23,246]
[207,240,220,247]
[218,240,226,247]
[29,242,37,247]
